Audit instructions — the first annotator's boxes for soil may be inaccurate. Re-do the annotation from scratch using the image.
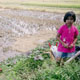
[0,9,80,62]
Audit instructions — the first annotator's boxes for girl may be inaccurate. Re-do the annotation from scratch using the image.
[56,11,79,66]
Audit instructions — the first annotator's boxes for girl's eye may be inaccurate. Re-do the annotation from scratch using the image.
[67,17,73,20]
[67,18,73,20]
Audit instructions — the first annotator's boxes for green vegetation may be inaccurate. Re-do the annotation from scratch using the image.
[21,3,80,9]
[76,25,80,46]
[0,26,80,80]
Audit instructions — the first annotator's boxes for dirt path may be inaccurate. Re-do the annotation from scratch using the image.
[0,9,80,62]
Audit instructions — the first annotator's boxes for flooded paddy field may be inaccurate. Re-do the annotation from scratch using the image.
[0,9,80,61]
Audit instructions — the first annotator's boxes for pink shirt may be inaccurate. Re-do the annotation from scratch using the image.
[57,24,79,53]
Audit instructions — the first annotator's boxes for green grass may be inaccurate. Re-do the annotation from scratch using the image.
[21,3,80,9]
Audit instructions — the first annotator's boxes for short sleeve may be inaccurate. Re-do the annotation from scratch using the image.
[57,26,64,35]
[74,27,79,36]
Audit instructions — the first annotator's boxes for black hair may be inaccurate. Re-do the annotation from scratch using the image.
[63,11,76,22]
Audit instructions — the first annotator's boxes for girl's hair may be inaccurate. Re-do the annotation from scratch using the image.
[63,11,76,22]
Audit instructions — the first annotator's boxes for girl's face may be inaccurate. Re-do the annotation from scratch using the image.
[66,16,74,27]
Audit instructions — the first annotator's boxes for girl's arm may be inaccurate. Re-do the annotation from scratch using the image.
[69,36,78,48]
[56,33,68,48]
[73,36,78,44]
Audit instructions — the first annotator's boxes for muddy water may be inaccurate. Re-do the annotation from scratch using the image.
[0,9,80,61]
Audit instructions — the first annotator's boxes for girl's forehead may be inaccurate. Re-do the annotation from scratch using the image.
[67,16,73,19]
[68,16,73,18]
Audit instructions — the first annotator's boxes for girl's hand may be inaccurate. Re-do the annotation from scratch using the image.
[62,43,68,48]
[69,43,74,48]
